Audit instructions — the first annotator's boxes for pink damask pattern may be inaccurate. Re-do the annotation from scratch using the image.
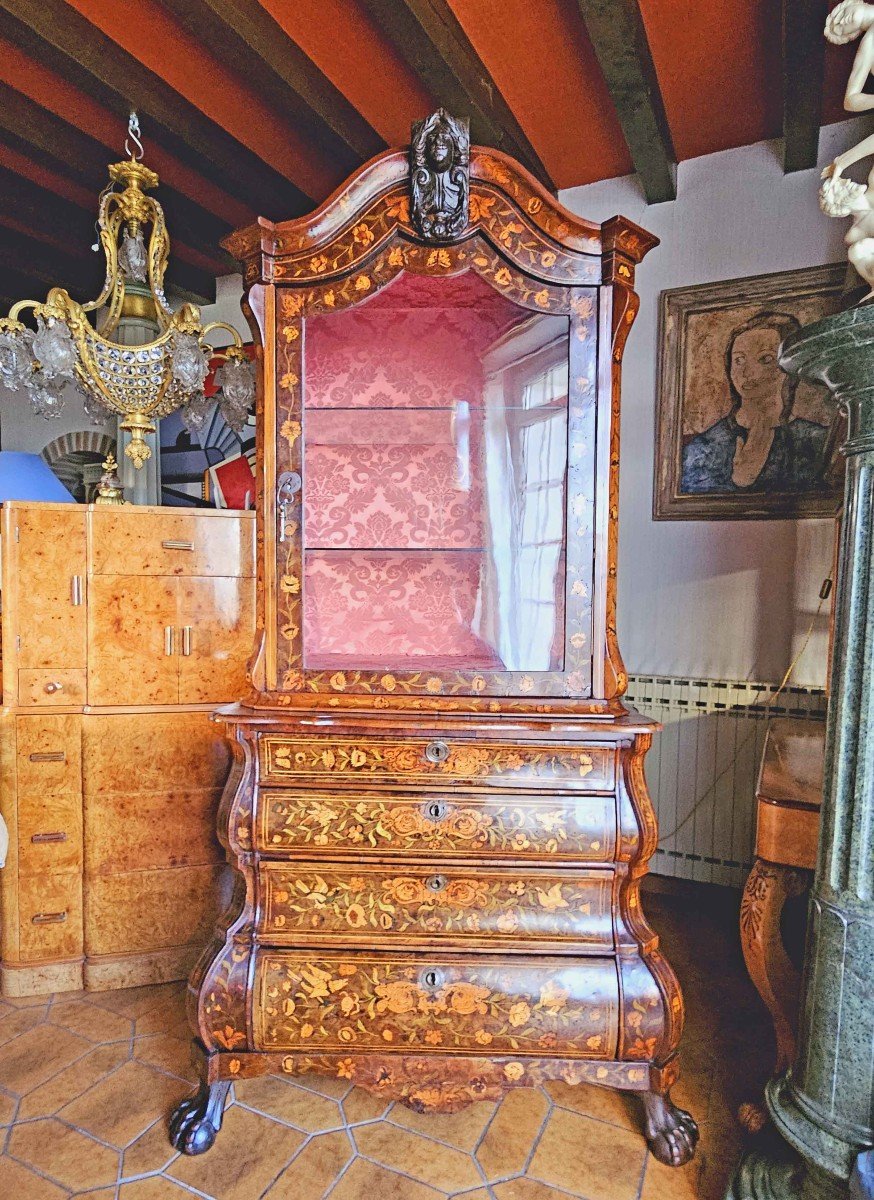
[303,550,502,670]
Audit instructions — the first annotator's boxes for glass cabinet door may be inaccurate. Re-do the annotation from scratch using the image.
[294,268,595,698]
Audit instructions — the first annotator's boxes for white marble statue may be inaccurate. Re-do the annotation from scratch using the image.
[821,0,874,299]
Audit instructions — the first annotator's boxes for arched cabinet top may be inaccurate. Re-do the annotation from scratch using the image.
[224,146,657,293]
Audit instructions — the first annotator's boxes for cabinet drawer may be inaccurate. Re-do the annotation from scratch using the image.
[258,735,615,791]
[17,872,82,961]
[259,790,617,862]
[90,510,254,577]
[16,715,81,794]
[259,863,613,950]
[17,793,82,875]
[18,668,86,707]
[255,950,619,1057]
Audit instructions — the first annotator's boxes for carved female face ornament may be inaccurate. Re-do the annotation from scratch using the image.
[410,108,470,243]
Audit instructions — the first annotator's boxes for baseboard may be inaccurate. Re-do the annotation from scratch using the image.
[1,957,84,997]
[84,944,203,992]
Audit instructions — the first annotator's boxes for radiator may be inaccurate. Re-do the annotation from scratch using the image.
[625,675,828,889]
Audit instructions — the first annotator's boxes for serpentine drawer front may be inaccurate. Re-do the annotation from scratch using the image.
[257,863,614,949]
[258,789,618,862]
[258,735,616,791]
[254,950,620,1057]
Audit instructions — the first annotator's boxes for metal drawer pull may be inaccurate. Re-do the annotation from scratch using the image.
[28,751,65,763]
[420,967,445,991]
[71,575,83,606]
[31,831,68,844]
[43,681,64,694]
[162,539,194,550]
[426,875,446,893]
[31,911,67,924]
[422,800,449,822]
[182,626,192,656]
[425,740,450,764]
[164,626,175,656]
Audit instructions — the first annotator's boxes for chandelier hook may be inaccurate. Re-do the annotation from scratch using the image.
[125,111,144,161]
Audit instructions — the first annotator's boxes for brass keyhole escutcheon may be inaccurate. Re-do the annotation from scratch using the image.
[427,875,446,893]
[425,740,450,764]
[420,967,444,991]
[422,800,449,822]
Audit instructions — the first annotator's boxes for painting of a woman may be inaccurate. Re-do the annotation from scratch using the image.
[680,311,829,495]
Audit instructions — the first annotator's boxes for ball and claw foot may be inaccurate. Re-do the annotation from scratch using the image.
[641,1090,699,1166]
[169,1080,232,1156]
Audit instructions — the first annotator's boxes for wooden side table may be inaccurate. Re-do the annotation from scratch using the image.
[738,717,824,1130]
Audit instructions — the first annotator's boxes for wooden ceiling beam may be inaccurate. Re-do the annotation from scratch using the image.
[577,0,676,204]
[157,0,384,170]
[0,0,312,219]
[360,0,554,190]
[0,225,105,303]
[783,0,826,173]
[0,82,235,273]
[0,166,216,304]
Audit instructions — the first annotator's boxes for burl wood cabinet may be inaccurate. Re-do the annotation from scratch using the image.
[0,502,255,996]
[170,112,699,1170]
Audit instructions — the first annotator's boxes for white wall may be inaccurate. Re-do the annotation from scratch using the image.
[559,122,862,687]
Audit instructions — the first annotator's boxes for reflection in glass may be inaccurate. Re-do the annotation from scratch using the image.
[301,270,570,676]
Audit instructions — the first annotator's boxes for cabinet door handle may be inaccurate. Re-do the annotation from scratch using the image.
[164,626,175,656]
[161,539,194,551]
[43,681,64,695]
[71,575,83,606]
[28,751,66,763]
[31,911,67,925]
[31,831,68,844]
[182,626,192,656]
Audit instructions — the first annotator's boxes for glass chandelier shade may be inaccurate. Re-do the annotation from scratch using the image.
[0,114,255,467]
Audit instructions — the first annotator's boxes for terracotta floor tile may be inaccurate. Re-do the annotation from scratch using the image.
[85,984,179,1021]
[132,1034,197,1082]
[133,991,188,1039]
[452,1190,492,1200]
[327,1157,446,1200]
[527,1107,646,1200]
[234,1076,344,1132]
[355,1121,482,1193]
[168,1102,305,1200]
[389,1100,497,1152]
[0,1007,47,1048]
[118,1179,195,1198]
[8,1117,120,1191]
[263,1129,354,1199]
[59,1059,192,1148]
[120,1115,180,1178]
[493,1180,580,1200]
[0,1025,92,1095]
[0,1088,18,1125]
[341,1087,393,1124]
[18,1044,131,1122]
[544,1079,639,1131]
[49,1001,134,1045]
[0,1154,70,1198]
[475,1087,549,1181]
[293,1071,352,1100]
[1,995,52,1009]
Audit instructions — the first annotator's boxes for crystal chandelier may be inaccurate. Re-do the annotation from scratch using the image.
[0,114,254,467]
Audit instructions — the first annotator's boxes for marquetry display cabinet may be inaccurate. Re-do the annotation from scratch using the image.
[170,111,699,1168]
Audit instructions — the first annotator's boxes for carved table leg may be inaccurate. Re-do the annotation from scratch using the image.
[738,858,809,1131]
[169,1079,232,1155]
[640,1088,700,1166]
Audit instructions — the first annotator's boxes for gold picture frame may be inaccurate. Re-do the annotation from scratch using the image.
[654,264,846,520]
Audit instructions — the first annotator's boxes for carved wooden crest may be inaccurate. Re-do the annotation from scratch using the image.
[410,108,469,242]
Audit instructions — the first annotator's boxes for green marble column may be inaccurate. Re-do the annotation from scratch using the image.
[729,306,874,1199]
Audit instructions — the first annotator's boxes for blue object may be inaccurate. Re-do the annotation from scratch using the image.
[0,451,75,502]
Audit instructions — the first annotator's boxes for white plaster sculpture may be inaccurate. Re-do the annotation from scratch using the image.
[821,0,874,299]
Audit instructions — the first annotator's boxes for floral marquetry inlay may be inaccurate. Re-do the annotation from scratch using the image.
[255,953,619,1056]
[258,865,613,945]
[257,790,618,861]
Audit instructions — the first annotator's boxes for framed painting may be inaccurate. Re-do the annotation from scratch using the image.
[654,264,846,520]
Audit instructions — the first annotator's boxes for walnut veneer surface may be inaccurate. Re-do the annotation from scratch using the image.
[171,130,699,1168]
[0,503,255,998]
